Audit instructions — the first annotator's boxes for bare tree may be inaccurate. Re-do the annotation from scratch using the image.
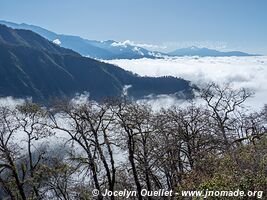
[49,99,117,200]
[112,100,144,200]
[0,92,265,200]
[199,83,253,151]
[16,102,53,199]
[0,106,26,200]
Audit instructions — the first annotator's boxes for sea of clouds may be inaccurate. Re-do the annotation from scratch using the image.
[105,56,267,110]
[1,56,266,110]
[1,56,266,157]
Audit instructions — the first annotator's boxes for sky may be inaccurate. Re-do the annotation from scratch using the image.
[1,0,267,54]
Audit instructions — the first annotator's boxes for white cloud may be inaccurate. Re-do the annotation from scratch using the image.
[122,85,132,96]
[53,38,61,45]
[111,40,167,50]
[71,92,90,106]
[132,47,144,55]
[105,56,267,110]
[0,97,25,109]
[137,94,192,111]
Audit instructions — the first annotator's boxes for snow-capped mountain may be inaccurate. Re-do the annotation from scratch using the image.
[0,21,258,59]
[0,24,193,101]
[0,20,164,60]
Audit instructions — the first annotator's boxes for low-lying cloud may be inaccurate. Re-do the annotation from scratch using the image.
[106,56,267,109]
[0,96,25,108]
[111,40,167,50]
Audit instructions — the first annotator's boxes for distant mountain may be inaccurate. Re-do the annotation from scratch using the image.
[0,24,193,102]
[1,21,257,59]
[168,46,258,57]
[0,20,164,60]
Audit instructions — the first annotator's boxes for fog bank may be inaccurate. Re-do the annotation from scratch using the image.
[106,56,267,109]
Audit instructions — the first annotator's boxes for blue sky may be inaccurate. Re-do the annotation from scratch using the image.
[1,0,267,54]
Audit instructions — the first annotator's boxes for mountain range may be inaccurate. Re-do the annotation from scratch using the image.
[168,46,258,57]
[0,20,257,59]
[0,20,165,60]
[0,24,193,102]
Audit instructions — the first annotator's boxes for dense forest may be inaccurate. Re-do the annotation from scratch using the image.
[0,83,266,199]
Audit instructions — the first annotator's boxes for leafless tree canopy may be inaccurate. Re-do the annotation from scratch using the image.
[0,84,266,199]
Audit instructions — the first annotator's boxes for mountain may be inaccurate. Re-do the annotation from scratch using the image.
[0,21,257,59]
[0,24,193,102]
[168,46,258,57]
[0,20,164,60]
